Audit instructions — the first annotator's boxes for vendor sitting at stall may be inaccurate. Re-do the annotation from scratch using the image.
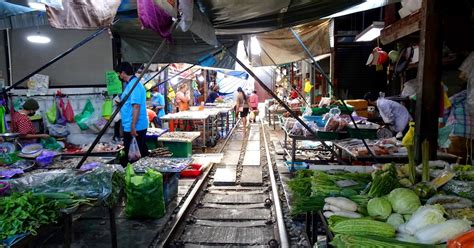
[206,85,221,103]
[364,92,412,138]
[11,99,49,143]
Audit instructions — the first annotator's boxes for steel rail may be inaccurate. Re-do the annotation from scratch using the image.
[155,118,241,247]
[261,121,290,248]
[222,45,344,164]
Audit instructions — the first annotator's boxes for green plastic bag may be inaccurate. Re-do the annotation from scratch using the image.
[75,99,95,130]
[125,165,165,219]
[46,100,57,124]
[41,137,62,151]
[102,98,113,119]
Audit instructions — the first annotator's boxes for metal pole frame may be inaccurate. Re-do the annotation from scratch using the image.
[76,21,180,168]
[289,28,377,160]
[223,46,344,164]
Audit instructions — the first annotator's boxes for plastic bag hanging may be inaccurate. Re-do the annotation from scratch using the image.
[64,100,75,123]
[102,98,113,120]
[56,98,67,125]
[75,99,95,130]
[45,99,57,124]
[128,137,141,162]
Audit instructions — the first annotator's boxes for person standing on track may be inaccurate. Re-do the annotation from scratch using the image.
[236,87,249,130]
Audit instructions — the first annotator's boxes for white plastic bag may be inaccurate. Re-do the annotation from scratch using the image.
[128,137,141,162]
[302,105,312,117]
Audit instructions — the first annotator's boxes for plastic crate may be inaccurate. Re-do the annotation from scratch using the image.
[162,141,192,158]
[146,137,159,150]
[163,172,179,206]
[347,128,378,139]
[180,163,203,177]
[303,115,327,127]
[311,107,330,116]
[284,161,309,172]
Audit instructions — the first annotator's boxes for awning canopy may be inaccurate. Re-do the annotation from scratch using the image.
[113,19,238,69]
[1,0,372,68]
[248,19,331,66]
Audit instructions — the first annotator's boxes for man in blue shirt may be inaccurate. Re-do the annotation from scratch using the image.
[116,62,149,160]
[151,88,165,127]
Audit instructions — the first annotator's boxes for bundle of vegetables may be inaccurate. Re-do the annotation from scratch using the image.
[368,163,399,197]
[0,192,89,240]
[323,197,361,218]
[288,170,371,215]
[329,217,396,237]
[7,164,124,206]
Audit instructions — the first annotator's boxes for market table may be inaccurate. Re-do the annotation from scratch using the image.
[204,105,235,138]
[157,131,202,154]
[333,139,460,163]
[2,164,122,248]
[161,111,216,148]
[266,105,286,129]
[281,126,340,168]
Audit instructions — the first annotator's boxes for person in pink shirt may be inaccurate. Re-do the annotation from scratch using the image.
[248,90,259,123]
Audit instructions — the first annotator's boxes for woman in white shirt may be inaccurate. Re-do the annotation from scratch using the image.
[364,92,412,137]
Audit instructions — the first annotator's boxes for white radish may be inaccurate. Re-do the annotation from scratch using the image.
[324,197,358,212]
[323,211,335,218]
[332,210,362,218]
[323,204,343,212]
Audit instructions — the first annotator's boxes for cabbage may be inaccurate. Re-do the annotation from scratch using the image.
[367,197,392,220]
[387,213,404,228]
[388,188,421,214]
[403,204,446,235]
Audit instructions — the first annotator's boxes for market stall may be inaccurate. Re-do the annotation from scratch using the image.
[286,152,474,247]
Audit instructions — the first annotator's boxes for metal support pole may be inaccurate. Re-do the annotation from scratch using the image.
[2,21,117,94]
[223,46,343,163]
[76,21,179,168]
[289,28,377,161]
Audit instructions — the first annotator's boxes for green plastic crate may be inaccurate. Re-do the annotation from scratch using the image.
[146,137,159,150]
[347,128,378,139]
[162,141,192,157]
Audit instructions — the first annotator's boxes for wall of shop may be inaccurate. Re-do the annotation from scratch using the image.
[10,88,115,145]
[10,25,113,87]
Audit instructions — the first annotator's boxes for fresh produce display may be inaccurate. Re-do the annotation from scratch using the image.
[288,154,474,247]
[0,192,89,240]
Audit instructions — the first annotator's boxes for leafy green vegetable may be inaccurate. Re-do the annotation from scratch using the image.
[388,188,421,214]
[368,163,399,197]
[367,197,392,220]
[0,192,66,240]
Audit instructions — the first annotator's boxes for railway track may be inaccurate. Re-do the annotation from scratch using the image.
[154,121,291,247]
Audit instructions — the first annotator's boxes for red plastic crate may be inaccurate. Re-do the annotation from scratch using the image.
[180,164,203,177]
